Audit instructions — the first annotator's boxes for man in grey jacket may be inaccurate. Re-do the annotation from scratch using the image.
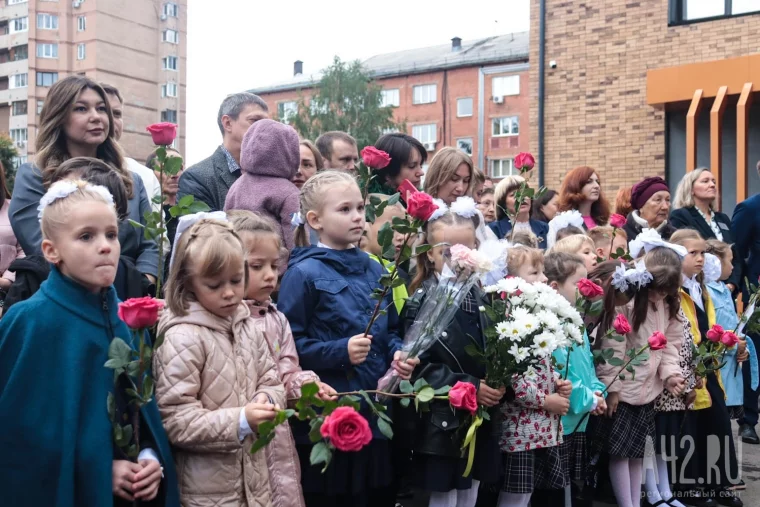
[177,92,269,212]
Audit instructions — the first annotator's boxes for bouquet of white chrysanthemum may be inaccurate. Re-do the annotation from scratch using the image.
[474,277,585,388]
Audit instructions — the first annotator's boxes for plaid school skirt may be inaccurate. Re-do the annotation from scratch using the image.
[559,431,588,482]
[501,446,569,494]
[592,401,655,459]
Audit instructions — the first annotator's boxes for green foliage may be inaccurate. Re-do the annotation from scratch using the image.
[289,57,404,151]
[0,133,18,193]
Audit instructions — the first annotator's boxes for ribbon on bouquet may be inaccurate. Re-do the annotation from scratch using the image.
[461,414,484,477]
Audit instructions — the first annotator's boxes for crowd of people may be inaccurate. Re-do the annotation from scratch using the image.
[0,79,759,507]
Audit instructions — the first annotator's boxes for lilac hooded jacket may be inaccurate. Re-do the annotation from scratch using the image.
[224,119,300,252]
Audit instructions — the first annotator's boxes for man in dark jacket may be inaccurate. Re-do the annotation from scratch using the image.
[732,161,760,444]
[177,92,269,212]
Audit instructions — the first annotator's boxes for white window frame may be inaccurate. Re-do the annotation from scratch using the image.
[457,138,473,156]
[381,127,400,135]
[457,97,473,117]
[161,82,178,98]
[492,75,520,98]
[277,101,297,122]
[11,100,26,116]
[164,2,179,17]
[412,84,437,105]
[163,29,179,44]
[161,109,177,123]
[77,43,86,60]
[163,56,178,71]
[10,128,28,143]
[36,72,58,87]
[37,43,58,59]
[490,159,515,179]
[10,73,27,89]
[78,16,86,31]
[37,13,59,30]
[492,116,519,137]
[10,17,28,34]
[380,89,400,108]
[412,123,437,144]
[37,99,44,115]
[8,0,28,5]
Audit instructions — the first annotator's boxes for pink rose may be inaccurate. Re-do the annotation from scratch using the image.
[609,213,627,229]
[319,407,373,452]
[648,331,668,351]
[514,152,535,172]
[146,122,177,146]
[706,324,725,343]
[721,331,739,347]
[577,278,604,299]
[449,381,478,415]
[360,146,391,169]
[118,297,164,329]
[612,314,632,335]
[406,192,438,221]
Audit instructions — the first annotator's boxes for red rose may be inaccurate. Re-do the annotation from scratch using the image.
[514,152,535,172]
[448,381,478,415]
[319,406,373,452]
[118,297,164,329]
[706,324,725,343]
[577,278,604,299]
[612,314,632,335]
[721,331,739,347]
[609,213,627,229]
[146,122,177,146]
[360,146,391,169]
[406,191,438,221]
[648,331,668,351]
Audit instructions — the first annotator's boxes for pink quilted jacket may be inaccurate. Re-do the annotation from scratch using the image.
[246,300,320,507]
[154,301,285,507]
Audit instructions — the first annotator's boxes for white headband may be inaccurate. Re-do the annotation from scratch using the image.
[628,228,687,259]
[546,210,584,249]
[38,180,115,221]
[170,211,229,269]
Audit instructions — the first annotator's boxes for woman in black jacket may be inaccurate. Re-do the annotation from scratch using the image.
[670,167,741,292]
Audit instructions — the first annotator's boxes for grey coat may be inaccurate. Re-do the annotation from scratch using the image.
[177,146,239,213]
[9,163,159,277]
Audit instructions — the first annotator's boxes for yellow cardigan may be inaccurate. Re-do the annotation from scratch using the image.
[680,288,725,410]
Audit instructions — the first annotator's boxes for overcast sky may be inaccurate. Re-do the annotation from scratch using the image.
[185,0,530,165]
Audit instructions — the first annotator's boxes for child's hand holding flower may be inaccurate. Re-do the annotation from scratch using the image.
[392,351,419,380]
[665,375,686,396]
[555,379,572,398]
[317,381,338,401]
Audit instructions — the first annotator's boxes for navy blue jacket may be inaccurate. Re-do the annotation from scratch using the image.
[278,247,402,438]
[488,217,549,248]
[732,194,760,304]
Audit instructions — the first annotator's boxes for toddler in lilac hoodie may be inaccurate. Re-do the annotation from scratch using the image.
[224,119,300,254]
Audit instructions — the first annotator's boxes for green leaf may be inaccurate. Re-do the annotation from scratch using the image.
[416,385,435,403]
[415,244,432,255]
[464,343,483,358]
[128,219,145,229]
[390,276,406,288]
[142,376,155,401]
[607,357,624,366]
[399,380,413,394]
[612,334,625,342]
[387,193,401,206]
[377,417,394,439]
[164,156,184,176]
[155,147,167,165]
[250,433,274,454]
[310,441,333,472]
[619,374,626,380]
[178,194,194,207]
[400,397,411,408]
[107,393,116,421]
[127,444,139,459]
[433,385,451,396]
[107,338,133,367]
[413,378,429,391]
[369,195,382,206]
[377,221,393,249]
[301,382,320,398]
[186,200,211,214]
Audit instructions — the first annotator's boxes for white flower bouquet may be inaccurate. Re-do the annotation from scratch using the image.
[377,245,492,395]
[475,277,585,388]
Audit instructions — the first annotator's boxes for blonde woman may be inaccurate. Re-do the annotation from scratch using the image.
[9,75,159,286]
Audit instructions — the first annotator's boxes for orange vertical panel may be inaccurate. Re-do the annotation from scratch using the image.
[710,86,728,208]
[686,90,703,173]
[737,83,753,204]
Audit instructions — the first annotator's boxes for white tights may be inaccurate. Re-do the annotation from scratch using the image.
[609,456,643,507]
[643,454,686,507]
[428,480,480,507]
[495,492,530,507]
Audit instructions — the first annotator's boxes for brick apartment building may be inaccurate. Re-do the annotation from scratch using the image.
[0,0,187,168]
[531,0,760,213]
[250,33,530,180]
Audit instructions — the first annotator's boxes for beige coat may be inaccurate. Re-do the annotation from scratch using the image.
[154,302,285,507]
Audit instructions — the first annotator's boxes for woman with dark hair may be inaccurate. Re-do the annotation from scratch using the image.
[370,133,427,195]
[622,176,676,243]
[531,189,559,223]
[558,166,611,229]
[9,75,158,287]
[0,161,23,307]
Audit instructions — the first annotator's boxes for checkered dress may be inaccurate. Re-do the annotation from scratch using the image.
[591,401,655,458]
[559,431,588,482]
[501,445,569,493]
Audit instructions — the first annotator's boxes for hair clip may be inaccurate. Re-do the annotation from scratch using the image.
[37,180,114,221]
[291,212,304,227]
[703,253,722,284]
[428,198,449,222]
[170,211,229,269]
[449,196,478,218]
[628,228,687,259]
[546,210,584,249]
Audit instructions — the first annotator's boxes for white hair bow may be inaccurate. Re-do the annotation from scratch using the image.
[291,212,304,227]
[449,196,478,218]
[611,260,653,292]
[546,210,584,249]
[170,211,229,269]
[428,198,449,222]
[703,253,722,284]
[628,228,687,259]
[37,180,115,221]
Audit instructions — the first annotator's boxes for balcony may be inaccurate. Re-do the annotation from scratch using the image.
[0,86,27,106]
[0,31,27,50]
[0,59,27,78]
[0,4,29,24]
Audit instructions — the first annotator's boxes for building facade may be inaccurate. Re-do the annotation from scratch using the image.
[0,0,187,168]
[531,0,760,213]
[251,34,530,180]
